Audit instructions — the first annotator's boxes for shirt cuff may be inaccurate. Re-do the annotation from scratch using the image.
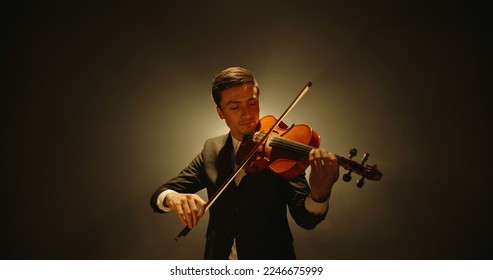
[305,195,329,215]
[156,189,178,212]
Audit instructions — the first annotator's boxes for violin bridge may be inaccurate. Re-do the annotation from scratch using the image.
[252,131,266,143]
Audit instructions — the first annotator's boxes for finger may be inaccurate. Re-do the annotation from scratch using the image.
[181,202,194,229]
[188,198,200,227]
[318,148,329,161]
[308,148,316,161]
[320,151,335,167]
[313,148,332,172]
[197,206,206,219]
[196,196,207,206]
[319,158,336,179]
[327,152,339,167]
[311,148,322,160]
[323,152,340,179]
[327,151,337,160]
[309,149,322,170]
[195,197,207,218]
[173,204,188,227]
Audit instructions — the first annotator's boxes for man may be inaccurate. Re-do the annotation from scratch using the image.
[150,66,339,259]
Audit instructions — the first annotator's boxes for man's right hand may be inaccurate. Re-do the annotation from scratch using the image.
[165,192,206,229]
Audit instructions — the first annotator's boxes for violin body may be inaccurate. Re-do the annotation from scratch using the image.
[237,115,320,180]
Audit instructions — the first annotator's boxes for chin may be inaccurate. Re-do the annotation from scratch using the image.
[246,125,258,134]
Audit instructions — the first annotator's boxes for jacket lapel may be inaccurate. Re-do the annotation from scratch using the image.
[215,134,234,188]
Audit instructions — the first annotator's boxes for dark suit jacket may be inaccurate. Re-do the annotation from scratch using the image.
[150,133,327,259]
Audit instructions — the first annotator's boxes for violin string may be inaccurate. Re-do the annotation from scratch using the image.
[271,138,310,154]
[270,136,314,154]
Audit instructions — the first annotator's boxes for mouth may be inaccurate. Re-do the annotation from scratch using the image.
[239,120,256,127]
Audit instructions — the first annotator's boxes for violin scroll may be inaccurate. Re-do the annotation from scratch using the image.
[338,148,382,188]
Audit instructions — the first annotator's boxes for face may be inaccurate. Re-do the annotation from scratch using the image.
[216,83,260,141]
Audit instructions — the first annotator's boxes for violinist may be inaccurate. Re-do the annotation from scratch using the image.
[150,66,340,259]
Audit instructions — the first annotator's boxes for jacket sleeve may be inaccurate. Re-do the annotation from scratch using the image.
[286,173,328,230]
[149,151,207,213]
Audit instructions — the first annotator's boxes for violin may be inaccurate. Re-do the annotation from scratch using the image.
[174,82,382,241]
[237,115,382,186]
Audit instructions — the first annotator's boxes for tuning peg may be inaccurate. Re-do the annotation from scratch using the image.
[355,153,370,188]
[349,148,357,158]
[356,177,365,188]
[342,148,358,182]
[342,172,352,182]
[360,153,369,165]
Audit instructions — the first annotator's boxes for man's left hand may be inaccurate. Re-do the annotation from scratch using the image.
[308,148,340,202]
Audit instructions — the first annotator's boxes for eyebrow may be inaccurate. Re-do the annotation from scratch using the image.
[226,100,240,106]
[225,96,258,106]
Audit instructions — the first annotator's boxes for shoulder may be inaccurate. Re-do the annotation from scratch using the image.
[203,133,230,151]
[202,133,231,183]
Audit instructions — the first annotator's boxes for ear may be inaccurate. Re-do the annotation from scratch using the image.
[216,106,225,119]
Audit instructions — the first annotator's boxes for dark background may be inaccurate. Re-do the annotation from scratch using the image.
[3,1,491,259]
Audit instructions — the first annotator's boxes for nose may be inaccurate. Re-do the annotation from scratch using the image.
[241,106,258,123]
[239,104,251,118]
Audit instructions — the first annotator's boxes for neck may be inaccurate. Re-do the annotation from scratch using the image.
[230,132,243,142]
